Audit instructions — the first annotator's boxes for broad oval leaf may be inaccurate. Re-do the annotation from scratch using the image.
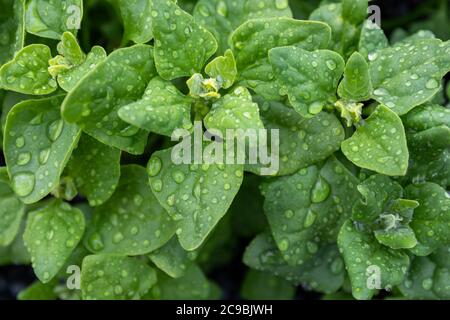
[23,199,85,283]
[338,51,372,102]
[66,134,121,206]
[338,220,410,300]
[25,0,83,40]
[84,165,176,256]
[0,0,25,65]
[81,254,157,300]
[369,39,450,115]
[151,0,217,80]
[61,44,156,155]
[0,44,57,95]
[4,95,81,204]
[194,0,292,54]
[118,76,193,137]
[205,49,237,89]
[342,105,409,176]
[147,146,243,251]
[358,20,388,61]
[262,157,360,265]
[269,46,345,117]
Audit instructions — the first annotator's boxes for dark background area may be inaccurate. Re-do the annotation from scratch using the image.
[1,0,448,300]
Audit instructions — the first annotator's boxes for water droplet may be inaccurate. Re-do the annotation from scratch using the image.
[17,152,31,166]
[15,137,25,148]
[425,79,438,89]
[147,157,162,177]
[285,210,294,219]
[172,170,185,184]
[133,194,143,206]
[326,60,337,70]
[306,241,318,254]
[166,194,175,206]
[47,119,64,142]
[113,232,124,244]
[304,209,317,228]
[311,176,330,203]
[12,172,35,197]
[275,0,288,9]
[216,1,227,16]
[88,233,105,251]
[130,226,139,235]
[308,102,323,115]
[422,278,433,290]
[114,285,123,295]
[279,239,289,251]
[152,179,163,192]
[330,258,344,274]
[39,148,51,165]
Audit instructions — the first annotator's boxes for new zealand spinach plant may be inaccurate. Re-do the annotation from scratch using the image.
[0,0,449,300]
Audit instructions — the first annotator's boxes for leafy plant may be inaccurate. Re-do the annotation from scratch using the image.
[0,0,449,301]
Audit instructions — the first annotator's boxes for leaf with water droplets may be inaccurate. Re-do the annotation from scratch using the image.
[358,20,388,61]
[310,1,368,58]
[204,87,264,134]
[23,199,85,283]
[4,95,81,204]
[205,49,237,89]
[151,0,217,80]
[25,0,83,40]
[62,44,156,155]
[338,52,372,102]
[398,247,450,299]
[50,32,107,92]
[338,220,410,300]
[147,264,211,300]
[17,280,58,300]
[246,98,344,176]
[262,157,360,265]
[231,18,331,102]
[147,146,243,251]
[0,173,25,246]
[406,183,450,256]
[84,165,176,256]
[66,134,121,206]
[243,232,345,294]
[0,44,57,95]
[269,46,345,117]
[118,76,192,137]
[149,236,198,278]
[81,254,156,300]
[241,270,296,300]
[342,105,409,176]
[111,0,154,44]
[194,0,292,55]
[0,0,25,65]
[369,39,450,115]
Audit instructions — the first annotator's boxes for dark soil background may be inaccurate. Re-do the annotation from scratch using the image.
[0,0,447,300]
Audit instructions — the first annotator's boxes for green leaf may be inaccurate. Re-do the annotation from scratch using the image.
[50,32,107,92]
[66,134,121,206]
[0,176,25,246]
[0,44,57,95]
[24,199,85,283]
[84,165,176,256]
[25,0,83,40]
[374,226,417,251]
[231,18,331,102]
[4,95,81,204]
[110,0,154,44]
[310,1,368,58]
[0,0,25,65]
[404,125,450,188]
[118,76,193,137]
[358,21,389,61]
[204,87,264,133]
[205,49,237,89]
[81,254,157,300]
[148,236,197,278]
[338,52,372,102]
[403,104,450,132]
[262,157,360,265]
[18,280,57,300]
[0,214,30,266]
[338,220,410,300]
[151,0,217,80]
[246,98,344,176]
[269,46,345,117]
[194,0,292,54]
[147,147,243,250]
[406,183,450,256]
[243,232,345,294]
[399,248,450,300]
[148,265,210,300]
[61,44,156,155]
[241,270,296,300]
[342,105,409,176]
[369,39,450,115]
